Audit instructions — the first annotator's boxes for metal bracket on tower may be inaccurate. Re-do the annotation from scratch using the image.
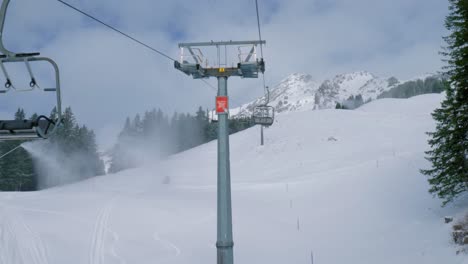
[175,40,265,79]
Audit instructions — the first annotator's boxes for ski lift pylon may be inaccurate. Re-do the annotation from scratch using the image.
[0,0,62,140]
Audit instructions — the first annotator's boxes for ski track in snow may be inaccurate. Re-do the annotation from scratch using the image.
[153,232,182,257]
[1,201,126,264]
[0,207,49,264]
[89,199,126,264]
[109,231,126,264]
[0,209,17,264]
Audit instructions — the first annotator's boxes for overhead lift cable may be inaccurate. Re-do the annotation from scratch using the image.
[255,0,264,58]
[56,0,176,62]
[255,0,268,98]
[56,0,242,105]
[252,0,275,147]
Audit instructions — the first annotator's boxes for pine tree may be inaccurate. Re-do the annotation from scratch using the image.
[42,107,105,184]
[121,117,132,137]
[108,106,255,174]
[0,109,36,191]
[355,94,364,107]
[0,107,104,190]
[194,106,207,146]
[30,113,38,121]
[133,114,143,135]
[421,0,468,205]
[14,108,25,120]
[77,126,105,176]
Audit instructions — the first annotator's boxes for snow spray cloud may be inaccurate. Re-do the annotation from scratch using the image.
[109,127,177,173]
[108,110,206,174]
[21,141,103,189]
[109,135,168,173]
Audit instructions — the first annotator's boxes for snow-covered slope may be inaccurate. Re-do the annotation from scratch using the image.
[0,94,465,264]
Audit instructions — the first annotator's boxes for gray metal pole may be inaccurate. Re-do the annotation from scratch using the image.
[0,0,15,57]
[216,76,234,264]
[260,125,264,146]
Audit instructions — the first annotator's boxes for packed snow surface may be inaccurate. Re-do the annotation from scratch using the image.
[0,94,466,264]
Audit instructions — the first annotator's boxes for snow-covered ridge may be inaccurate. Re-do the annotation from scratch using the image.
[230,73,320,117]
[231,71,438,117]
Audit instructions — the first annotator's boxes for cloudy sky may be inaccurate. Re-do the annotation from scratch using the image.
[0,0,449,148]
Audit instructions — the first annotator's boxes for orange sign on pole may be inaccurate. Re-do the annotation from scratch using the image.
[216,96,229,113]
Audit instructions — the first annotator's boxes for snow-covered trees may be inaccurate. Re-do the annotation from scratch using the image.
[421,0,468,205]
[46,107,105,179]
[109,107,254,173]
[0,109,36,191]
[378,76,446,99]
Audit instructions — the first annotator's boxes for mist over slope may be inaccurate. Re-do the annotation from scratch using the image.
[0,94,465,264]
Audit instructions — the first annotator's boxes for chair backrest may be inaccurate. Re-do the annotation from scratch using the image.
[252,105,275,126]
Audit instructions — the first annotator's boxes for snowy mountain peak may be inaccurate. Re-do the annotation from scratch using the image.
[326,71,378,94]
[333,71,375,83]
[233,72,437,117]
[280,73,316,84]
[313,72,398,109]
[233,73,320,116]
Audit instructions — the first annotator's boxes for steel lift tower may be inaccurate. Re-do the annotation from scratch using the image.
[175,40,265,264]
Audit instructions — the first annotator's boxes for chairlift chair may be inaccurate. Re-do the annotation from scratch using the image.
[252,105,274,126]
[0,0,62,140]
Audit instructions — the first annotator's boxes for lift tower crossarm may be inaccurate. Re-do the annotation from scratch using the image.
[178,40,265,48]
[175,40,265,79]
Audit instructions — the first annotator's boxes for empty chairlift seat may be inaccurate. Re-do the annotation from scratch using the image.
[252,105,274,126]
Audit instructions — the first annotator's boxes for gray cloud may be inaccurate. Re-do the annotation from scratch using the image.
[0,0,449,148]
